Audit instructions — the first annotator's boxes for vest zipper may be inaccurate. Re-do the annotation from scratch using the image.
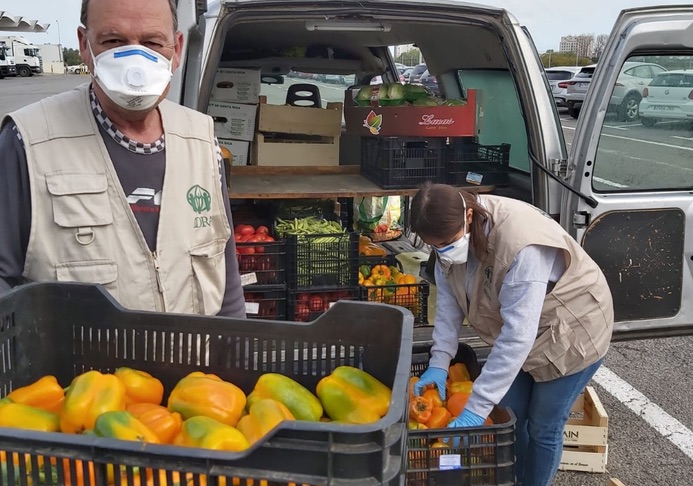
[152,251,166,311]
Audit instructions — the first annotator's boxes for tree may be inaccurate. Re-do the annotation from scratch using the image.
[396,48,422,67]
[541,51,592,68]
[62,47,82,66]
[592,34,609,61]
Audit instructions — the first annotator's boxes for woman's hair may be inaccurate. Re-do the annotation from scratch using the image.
[410,182,492,257]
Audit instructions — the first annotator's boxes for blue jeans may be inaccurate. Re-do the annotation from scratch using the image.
[499,358,604,486]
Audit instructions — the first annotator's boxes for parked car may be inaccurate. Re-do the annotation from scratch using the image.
[67,63,88,74]
[638,70,693,126]
[609,61,667,122]
[402,67,414,82]
[545,66,582,107]
[419,69,439,95]
[562,64,598,118]
[408,63,428,84]
[324,74,346,85]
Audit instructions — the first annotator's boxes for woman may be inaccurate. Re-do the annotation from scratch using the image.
[411,183,613,486]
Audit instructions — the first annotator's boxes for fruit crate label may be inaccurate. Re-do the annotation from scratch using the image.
[439,454,462,470]
[241,272,258,286]
[245,302,260,315]
[465,172,483,185]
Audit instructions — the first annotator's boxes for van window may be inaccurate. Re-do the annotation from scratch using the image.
[592,54,693,192]
[260,71,355,108]
[546,70,575,81]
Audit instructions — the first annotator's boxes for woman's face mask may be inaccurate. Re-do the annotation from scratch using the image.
[435,194,470,268]
[89,42,173,111]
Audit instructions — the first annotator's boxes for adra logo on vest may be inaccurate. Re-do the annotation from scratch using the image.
[187,185,212,228]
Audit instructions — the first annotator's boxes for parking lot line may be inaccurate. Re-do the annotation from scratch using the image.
[671,136,692,141]
[594,366,693,461]
[604,125,633,130]
[563,125,693,152]
[594,176,628,188]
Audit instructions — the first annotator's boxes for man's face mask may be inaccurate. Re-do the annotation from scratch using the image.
[89,42,173,111]
[435,194,470,270]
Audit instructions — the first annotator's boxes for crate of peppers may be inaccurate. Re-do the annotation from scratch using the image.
[359,263,430,324]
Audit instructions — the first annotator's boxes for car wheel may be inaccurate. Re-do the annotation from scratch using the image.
[640,117,657,127]
[568,104,581,119]
[17,66,31,77]
[619,93,641,122]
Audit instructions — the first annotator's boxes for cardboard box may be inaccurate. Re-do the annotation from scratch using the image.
[252,133,339,166]
[210,68,261,104]
[344,89,477,138]
[218,139,250,166]
[257,102,343,137]
[207,101,257,142]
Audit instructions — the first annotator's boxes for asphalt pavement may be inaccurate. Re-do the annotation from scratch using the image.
[1,75,692,486]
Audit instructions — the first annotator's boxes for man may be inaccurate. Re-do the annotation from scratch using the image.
[0,0,246,317]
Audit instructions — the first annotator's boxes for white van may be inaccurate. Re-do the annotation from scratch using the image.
[172,1,693,344]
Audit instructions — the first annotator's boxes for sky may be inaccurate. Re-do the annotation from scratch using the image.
[2,0,693,53]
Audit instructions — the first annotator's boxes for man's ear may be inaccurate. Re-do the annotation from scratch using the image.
[171,31,184,72]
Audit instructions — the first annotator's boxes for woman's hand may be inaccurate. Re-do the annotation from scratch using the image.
[413,367,448,400]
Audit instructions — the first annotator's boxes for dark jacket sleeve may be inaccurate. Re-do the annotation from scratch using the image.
[217,160,246,318]
[0,120,32,294]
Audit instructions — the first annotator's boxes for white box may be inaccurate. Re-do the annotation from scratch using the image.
[210,68,261,104]
[218,139,250,166]
[207,101,257,142]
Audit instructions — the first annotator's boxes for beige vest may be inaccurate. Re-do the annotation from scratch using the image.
[5,84,231,315]
[449,195,614,381]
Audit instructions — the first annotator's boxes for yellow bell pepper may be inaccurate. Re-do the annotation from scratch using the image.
[114,367,164,406]
[247,373,322,422]
[237,398,294,444]
[316,366,391,424]
[60,370,126,434]
[174,416,249,452]
[448,363,472,382]
[0,402,60,432]
[94,410,161,444]
[371,265,391,279]
[167,372,246,427]
[6,375,65,413]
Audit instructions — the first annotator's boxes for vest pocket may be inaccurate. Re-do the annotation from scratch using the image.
[55,260,119,300]
[46,172,113,228]
[523,318,586,379]
[190,239,227,315]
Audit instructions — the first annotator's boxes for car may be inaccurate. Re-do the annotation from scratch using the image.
[419,69,439,95]
[545,66,582,107]
[67,63,88,74]
[408,63,428,84]
[609,61,667,122]
[402,67,414,82]
[638,70,693,127]
[324,74,346,85]
[561,64,598,118]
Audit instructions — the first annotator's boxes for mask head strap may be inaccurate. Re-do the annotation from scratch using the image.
[459,193,468,234]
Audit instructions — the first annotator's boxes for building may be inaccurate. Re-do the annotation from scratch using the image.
[37,43,65,74]
[559,35,593,59]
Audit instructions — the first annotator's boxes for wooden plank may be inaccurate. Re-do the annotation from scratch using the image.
[252,133,340,166]
[559,445,608,473]
[608,479,627,486]
[563,423,608,446]
[257,102,343,137]
[230,165,360,176]
[585,385,610,427]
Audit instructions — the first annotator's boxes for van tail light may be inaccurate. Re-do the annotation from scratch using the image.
[642,87,649,98]
[688,90,693,100]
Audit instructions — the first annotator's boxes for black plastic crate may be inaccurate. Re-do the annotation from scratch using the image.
[288,287,360,322]
[360,280,430,325]
[446,140,511,187]
[244,287,287,320]
[237,239,288,287]
[0,282,414,486]
[287,232,359,289]
[407,344,516,486]
[361,137,445,189]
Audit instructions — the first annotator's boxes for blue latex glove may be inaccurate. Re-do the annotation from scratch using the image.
[413,366,447,400]
[444,409,487,447]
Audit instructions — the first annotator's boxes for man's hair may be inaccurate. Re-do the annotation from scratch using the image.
[81,0,178,32]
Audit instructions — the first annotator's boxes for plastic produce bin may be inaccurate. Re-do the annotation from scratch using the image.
[0,282,414,486]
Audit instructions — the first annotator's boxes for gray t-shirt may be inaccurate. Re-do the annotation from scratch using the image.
[0,116,245,318]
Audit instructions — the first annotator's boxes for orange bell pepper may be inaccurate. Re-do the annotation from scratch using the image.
[425,406,452,429]
[409,396,433,424]
[448,380,474,395]
[371,264,391,279]
[448,363,472,382]
[60,370,126,434]
[127,403,183,444]
[6,375,65,413]
[422,388,444,408]
[446,392,471,418]
[237,398,295,445]
[114,367,164,406]
[167,372,246,427]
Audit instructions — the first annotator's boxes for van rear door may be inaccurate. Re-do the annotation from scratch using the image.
[564,6,693,341]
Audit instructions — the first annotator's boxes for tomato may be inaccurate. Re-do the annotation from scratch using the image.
[239,255,256,272]
[261,234,275,242]
[237,246,255,255]
[234,234,244,243]
[240,234,254,242]
[295,303,310,322]
[309,295,324,312]
[296,293,310,305]
[234,224,255,235]
[256,225,270,235]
